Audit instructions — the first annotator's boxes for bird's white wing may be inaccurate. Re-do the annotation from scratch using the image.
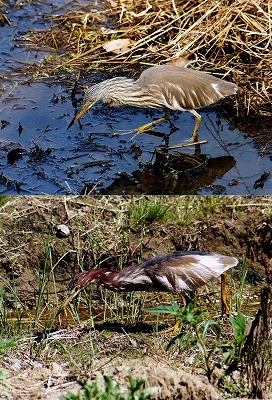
[151,252,238,292]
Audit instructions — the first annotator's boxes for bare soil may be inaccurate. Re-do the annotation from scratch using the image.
[0,196,271,399]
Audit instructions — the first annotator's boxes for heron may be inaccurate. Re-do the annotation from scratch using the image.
[55,251,238,326]
[67,61,238,141]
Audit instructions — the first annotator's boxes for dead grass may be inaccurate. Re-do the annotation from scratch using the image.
[17,0,272,118]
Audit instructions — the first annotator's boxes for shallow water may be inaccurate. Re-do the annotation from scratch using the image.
[0,1,271,195]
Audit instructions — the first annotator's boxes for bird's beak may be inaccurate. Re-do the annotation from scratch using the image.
[55,285,81,318]
[67,105,89,130]
[67,95,96,130]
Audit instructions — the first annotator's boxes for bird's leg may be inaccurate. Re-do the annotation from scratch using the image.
[190,109,201,141]
[132,109,170,135]
[129,109,171,140]
[161,110,204,149]
[112,109,170,139]
[221,272,231,316]
[163,320,181,336]
[162,292,194,336]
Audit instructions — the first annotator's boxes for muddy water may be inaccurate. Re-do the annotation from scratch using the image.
[0,1,271,195]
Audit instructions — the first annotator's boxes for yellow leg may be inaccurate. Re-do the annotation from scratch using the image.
[132,109,170,133]
[190,110,202,141]
[162,320,181,336]
[221,272,231,316]
[113,109,170,138]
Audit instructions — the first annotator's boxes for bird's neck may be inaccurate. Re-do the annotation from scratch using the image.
[78,268,121,290]
[98,78,160,108]
[77,266,150,292]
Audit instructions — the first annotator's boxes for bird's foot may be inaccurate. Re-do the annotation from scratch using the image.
[161,320,181,336]
[112,127,156,141]
[112,115,169,138]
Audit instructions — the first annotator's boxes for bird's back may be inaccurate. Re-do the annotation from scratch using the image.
[117,251,238,293]
[137,65,237,111]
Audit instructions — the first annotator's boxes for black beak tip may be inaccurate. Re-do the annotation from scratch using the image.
[67,118,75,130]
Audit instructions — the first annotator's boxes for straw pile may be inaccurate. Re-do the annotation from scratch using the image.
[21,0,271,117]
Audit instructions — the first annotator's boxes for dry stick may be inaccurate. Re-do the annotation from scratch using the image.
[199,6,251,57]
[163,141,208,150]
[169,4,220,51]
[133,3,220,58]
[171,0,179,19]
[57,2,270,83]
[164,6,250,64]
[111,4,221,68]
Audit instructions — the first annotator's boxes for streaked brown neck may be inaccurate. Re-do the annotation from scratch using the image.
[76,268,120,290]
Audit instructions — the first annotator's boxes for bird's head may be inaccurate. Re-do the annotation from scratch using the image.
[55,271,91,318]
[66,79,114,130]
[67,77,137,129]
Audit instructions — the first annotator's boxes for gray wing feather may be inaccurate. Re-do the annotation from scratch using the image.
[138,65,237,111]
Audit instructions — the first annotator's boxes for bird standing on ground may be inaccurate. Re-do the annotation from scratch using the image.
[67,62,238,141]
[55,251,238,318]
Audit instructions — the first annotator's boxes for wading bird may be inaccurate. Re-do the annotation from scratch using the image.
[67,61,238,141]
[55,251,238,320]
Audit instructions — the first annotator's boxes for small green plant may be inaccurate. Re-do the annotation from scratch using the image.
[0,338,16,353]
[217,312,249,397]
[60,373,158,400]
[0,195,7,208]
[220,312,246,366]
[146,300,221,380]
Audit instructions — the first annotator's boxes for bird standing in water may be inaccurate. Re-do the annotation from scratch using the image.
[67,61,237,141]
[55,251,238,319]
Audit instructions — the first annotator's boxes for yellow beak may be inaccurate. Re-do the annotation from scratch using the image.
[67,101,94,130]
[55,286,81,318]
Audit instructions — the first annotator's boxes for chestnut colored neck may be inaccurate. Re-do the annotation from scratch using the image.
[77,268,120,290]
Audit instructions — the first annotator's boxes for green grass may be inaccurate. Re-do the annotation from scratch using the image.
[0,196,8,208]
[60,373,158,400]
[129,196,214,225]
[124,196,238,228]
[126,197,171,225]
